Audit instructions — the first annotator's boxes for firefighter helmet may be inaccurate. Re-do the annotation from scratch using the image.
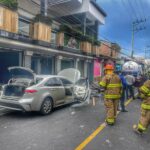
[105,64,114,70]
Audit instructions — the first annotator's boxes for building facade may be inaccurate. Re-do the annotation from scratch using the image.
[0,0,108,83]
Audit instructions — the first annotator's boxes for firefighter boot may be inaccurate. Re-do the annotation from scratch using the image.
[133,125,143,135]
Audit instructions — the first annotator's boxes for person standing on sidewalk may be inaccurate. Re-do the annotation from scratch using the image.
[99,64,122,125]
[125,73,135,99]
[133,80,150,134]
[119,72,128,112]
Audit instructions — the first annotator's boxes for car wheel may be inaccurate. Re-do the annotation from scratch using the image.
[40,97,53,115]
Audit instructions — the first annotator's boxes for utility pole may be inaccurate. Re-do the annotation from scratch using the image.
[131,19,146,58]
[40,0,48,16]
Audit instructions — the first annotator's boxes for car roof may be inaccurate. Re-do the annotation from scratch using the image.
[35,75,71,80]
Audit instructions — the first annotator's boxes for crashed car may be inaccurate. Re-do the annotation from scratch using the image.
[0,67,89,115]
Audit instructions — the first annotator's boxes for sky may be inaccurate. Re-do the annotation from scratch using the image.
[97,0,150,57]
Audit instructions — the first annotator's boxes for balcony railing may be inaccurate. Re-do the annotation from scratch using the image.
[48,0,82,6]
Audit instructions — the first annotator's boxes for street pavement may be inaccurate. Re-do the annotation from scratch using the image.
[0,98,149,150]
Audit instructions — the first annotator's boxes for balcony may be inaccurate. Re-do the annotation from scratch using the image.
[48,0,106,25]
[48,0,82,7]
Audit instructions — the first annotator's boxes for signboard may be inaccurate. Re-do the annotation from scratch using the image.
[94,60,101,77]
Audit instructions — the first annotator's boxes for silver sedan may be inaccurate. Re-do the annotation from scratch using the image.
[0,67,89,115]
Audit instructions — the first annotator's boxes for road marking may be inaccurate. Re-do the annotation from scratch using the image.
[75,123,106,150]
[75,98,132,150]
[125,98,132,106]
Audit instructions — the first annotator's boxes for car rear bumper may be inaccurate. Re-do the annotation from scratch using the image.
[0,100,32,111]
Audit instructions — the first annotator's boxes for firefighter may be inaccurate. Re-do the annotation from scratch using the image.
[99,64,122,125]
[133,80,150,134]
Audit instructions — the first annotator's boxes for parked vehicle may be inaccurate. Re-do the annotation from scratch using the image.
[0,67,89,115]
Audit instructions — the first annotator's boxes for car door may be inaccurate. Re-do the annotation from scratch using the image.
[74,78,90,102]
[59,78,74,103]
[45,77,66,105]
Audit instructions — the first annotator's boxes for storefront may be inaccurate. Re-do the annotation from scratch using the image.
[0,50,22,83]
[31,54,55,75]
[61,58,75,70]
[94,59,102,81]
[87,60,94,82]
[78,60,85,77]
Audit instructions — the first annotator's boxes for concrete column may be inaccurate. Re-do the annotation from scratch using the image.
[37,59,41,74]
[19,53,22,66]
[55,56,62,74]
[24,55,31,68]
[75,58,80,69]
[84,60,88,77]
[23,51,33,69]
[95,21,99,39]
[40,0,48,16]
[81,13,87,35]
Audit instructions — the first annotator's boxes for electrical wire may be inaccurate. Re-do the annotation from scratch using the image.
[127,0,139,20]
[121,0,134,20]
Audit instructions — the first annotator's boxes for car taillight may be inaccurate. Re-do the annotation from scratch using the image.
[24,89,38,93]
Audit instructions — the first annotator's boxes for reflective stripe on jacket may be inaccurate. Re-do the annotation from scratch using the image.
[140,85,150,95]
[104,94,121,99]
[139,80,150,110]
[141,103,150,110]
[99,74,122,99]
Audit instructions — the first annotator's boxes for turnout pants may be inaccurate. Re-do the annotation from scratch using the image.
[138,108,150,132]
[104,99,119,124]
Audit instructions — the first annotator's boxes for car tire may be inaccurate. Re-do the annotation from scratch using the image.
[40,97,53,115]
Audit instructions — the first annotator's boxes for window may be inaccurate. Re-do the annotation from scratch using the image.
[60,78,72,85]
[51,32,56,44]
[19,18,30,36]
[45,78,62,86]
[61,59,74,70]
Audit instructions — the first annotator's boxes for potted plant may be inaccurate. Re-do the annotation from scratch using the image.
[0,0,18,33]
[0,0,18,11]
[80,34,93,54]
[56,24,70,47]
[31,14,52,42]
[92,39,101,56]
[111,43,121,58]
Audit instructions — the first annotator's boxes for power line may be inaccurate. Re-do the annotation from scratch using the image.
[127,0,139,20]
[121,0,133,20]
[134,0,144,19]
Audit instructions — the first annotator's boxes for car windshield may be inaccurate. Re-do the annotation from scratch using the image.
[75,78,87,86]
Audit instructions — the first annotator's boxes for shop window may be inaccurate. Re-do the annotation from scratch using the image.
[51,32,56,44]
[61,59,74,70]
[19,18,30,36]
[78,60,84,77]
[40,57,53,75]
